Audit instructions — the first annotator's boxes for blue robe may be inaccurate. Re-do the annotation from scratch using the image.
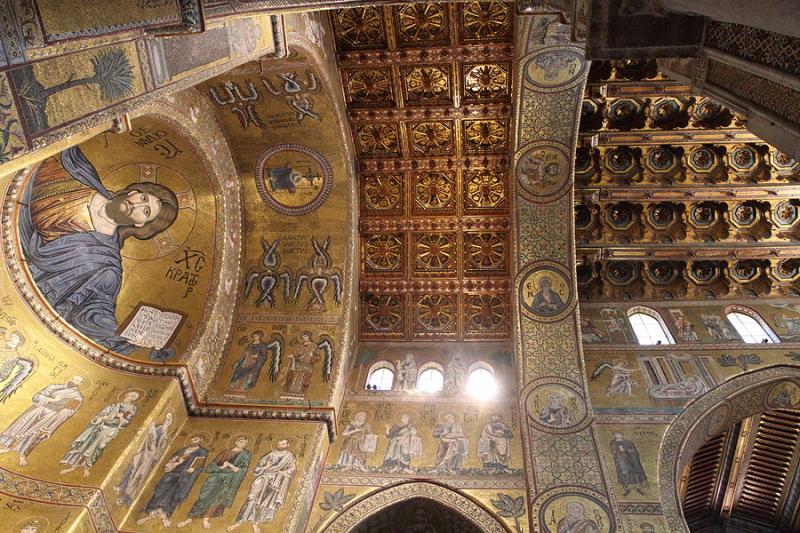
[20,147,140,356]
[229,342,270,391]
[144,445,208,517]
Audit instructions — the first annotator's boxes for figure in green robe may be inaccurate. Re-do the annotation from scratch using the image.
[177,436,251,530]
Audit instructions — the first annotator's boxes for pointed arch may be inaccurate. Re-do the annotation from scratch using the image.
[320,481,512,533]
[658,365,800,532]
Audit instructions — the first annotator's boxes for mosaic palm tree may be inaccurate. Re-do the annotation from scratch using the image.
[13,48,135,133]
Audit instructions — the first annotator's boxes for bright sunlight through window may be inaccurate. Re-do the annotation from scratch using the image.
[366,366,394,390]
[466,367,496,399]
[629,311,674,346]
[417,367,444,393]
[727,311,778,343]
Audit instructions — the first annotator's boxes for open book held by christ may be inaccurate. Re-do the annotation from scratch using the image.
[118,303,185,351]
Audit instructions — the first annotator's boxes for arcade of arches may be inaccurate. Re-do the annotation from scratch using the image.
[0,2,797,532]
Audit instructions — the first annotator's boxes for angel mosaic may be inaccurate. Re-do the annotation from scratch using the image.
[280,332,334,400]
[228,331,283,392]
[245,237,342,313]
[591,360,640,396]
[292,237,342,312]
[0,328,35,402]
[262,70,321,122]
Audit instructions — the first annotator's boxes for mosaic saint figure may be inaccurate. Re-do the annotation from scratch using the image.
[580,318,607,343]
[229,331,271,391]
[178,436,251,529]
[0,376,84,466]
[478,414,514,472]
[396,352,418,392]
[557,501,600,533]
[0,329,34,402]
[432,412,468,473]
[227,439,297,533]
[443,353,467,395]
[115,412,174,506]
[60,390,140,477]
[335,411,371,471]
[530,276,565,316]
[18,146,178,359]
[538,392,575,428]
[383,413,418,474]
[702,314,740,341]
[137,434,209,528]
[773,312,800,340]
[670,310,699,341]
[610,432,648,496]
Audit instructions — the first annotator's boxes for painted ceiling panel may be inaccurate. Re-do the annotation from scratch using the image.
[331,2,515,341]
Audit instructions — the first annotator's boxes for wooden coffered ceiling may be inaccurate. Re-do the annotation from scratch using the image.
[575,60,800,303]
[331,2,515,341]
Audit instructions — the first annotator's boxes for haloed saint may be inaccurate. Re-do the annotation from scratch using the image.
[18,146,178,359]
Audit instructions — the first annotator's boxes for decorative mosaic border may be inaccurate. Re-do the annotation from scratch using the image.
[320,481,511,533]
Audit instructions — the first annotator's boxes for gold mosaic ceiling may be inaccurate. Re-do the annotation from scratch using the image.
[331,2,514,341]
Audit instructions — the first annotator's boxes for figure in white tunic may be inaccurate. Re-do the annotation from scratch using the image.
[0,376,84,466]
[227,439,297,533]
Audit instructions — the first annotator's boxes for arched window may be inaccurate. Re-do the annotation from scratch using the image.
[466,362,496,398]
[726,308,780,343]
[365,361,395,390]
[417,365,444,393]
[628,308,675,345]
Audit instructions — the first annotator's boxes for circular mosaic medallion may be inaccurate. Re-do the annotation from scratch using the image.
[524,47,587,90]
[537,490,614,533]
[766,379,800,409]
[525,378,588,433]
[255,144,332,216]
[703,402,731,440]
[518,261,574,322]
[516,143,571,202]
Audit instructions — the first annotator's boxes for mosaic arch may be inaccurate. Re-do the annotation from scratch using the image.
[511,14,616,533]
[196,19,359,422]
[658,365,800,532]
[321,481,511,533]
[1,90,243,393]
